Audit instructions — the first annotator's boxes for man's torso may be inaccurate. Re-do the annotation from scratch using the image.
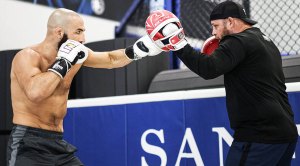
[11,45,82,132]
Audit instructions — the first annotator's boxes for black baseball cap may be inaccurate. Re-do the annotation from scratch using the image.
[210,1,257,25]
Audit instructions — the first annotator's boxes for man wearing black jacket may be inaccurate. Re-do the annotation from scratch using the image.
[146,1,298,165]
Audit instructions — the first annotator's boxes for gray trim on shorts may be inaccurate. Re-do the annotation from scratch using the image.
[8,126,27,166]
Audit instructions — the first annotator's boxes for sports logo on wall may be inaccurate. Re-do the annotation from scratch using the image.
[91,0,105,15]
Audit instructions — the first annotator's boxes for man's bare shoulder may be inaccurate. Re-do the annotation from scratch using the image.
[15,47,40,59]
[11,47,45,76]
[13,47,42,65]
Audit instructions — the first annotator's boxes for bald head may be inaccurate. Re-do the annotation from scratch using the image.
[47,8,80,30]
[45,8,85,46]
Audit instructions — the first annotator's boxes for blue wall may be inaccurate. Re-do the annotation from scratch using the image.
[64,90,300,166]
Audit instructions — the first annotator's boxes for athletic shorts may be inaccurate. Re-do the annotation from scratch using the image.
[7,124,83,166]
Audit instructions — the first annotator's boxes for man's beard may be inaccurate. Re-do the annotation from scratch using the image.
[57,34,68,50]
[220,20,230,39]
[222,27,230,39]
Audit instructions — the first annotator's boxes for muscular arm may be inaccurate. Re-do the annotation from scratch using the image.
[12,49,61,102]
[83,48,132,69]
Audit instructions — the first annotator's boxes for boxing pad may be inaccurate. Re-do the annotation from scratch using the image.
[201,36,219,55]
[145,9,187,51]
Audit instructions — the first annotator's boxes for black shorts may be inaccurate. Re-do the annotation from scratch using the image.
[7,124,83,166]
[225,141,297,166]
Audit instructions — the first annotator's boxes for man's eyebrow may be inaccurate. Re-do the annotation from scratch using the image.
[77,28,85,32]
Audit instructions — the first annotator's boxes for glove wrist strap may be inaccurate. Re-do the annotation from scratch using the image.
[125,45,141,60]
[48,57,71,78]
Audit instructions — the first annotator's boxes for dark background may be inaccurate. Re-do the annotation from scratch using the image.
[18,0,135,21]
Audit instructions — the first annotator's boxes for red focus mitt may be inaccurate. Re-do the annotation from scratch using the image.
[145,9,187,51]
[201,36,219,55]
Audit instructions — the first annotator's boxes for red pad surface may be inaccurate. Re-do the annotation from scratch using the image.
[202,36,219,55]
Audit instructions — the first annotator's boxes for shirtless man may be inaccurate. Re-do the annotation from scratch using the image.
[7,8,161,166]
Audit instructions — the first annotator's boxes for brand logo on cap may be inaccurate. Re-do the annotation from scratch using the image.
[243,9,246,15]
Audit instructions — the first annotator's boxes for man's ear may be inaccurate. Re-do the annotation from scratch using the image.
[227,17,235,28]
[54,27,64,39]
